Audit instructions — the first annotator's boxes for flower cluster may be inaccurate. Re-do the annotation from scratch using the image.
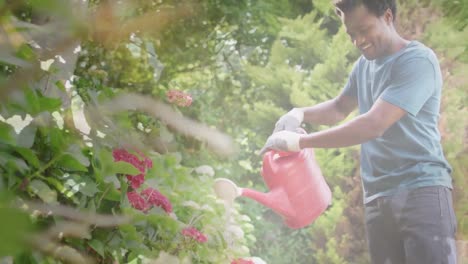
[113,149,172,214]
[127,191,151,212]
[113,148,153,189]
[112,148,153,172]
[126,188,173,213]
[166,89,193,107]
[231,259,255,264]
[113,149,208,244]
[141,187,173,213]
[181,226,207,243]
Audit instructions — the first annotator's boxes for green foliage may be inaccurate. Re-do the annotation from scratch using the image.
[423,20,468,62]
[440,0,468,30]
[0,83,253,262]
[0,206,33,256]
[425,0,468,62]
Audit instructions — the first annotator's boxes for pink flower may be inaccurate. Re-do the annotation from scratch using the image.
[166,89,193,107]
[126,174,145,189]
[127,191,151,212]
[141,187,173,213]
[144,156,153,169]
[231,259,255,264]
[112,149,153,189]
[181,226,207,243]
[112,148,146,172]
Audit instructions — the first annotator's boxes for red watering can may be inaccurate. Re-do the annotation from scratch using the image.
[214,148,332,229]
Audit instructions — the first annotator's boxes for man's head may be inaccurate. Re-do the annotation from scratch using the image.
[334,0,399,60]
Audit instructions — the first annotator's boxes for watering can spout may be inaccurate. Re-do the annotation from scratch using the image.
[241,188,295,219]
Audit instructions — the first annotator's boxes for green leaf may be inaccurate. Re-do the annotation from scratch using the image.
[146,214,179,234]
[88,239,105,257]
[15,124,37,148]
[47,127,65,152]
[24,89,40,115]
[127,257,139,264]
[44,177,66,194]
[29,179,57,204]
[0,207,32,256]
[103,187,121,202]
[65,145,90,167]
[79,179,99,197]
[238,159,253,171]
[15,147,40,168]
[55,80,66,92]
[28,0,69,15]
[38,96,62,113]
[111,161,141,175]
[0,122,15,144]
[0,153,30,173]
[15,44,36,61]
[12,159,29,173]
[103,175,120,188]
[97,149,140,178]
[119,224,140,241]
[56,154,88,172]
[120,179,129,206]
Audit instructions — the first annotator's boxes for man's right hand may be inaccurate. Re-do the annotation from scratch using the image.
[273,108,304,133]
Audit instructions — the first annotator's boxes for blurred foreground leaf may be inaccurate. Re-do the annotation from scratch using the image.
[0,207,32,256]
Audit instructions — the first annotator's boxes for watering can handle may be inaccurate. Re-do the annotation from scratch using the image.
[265,128,306,157]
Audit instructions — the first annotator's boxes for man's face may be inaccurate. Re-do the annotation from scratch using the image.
[339,5,394,60]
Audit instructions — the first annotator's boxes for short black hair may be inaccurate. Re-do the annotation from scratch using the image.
[333,0,397,21]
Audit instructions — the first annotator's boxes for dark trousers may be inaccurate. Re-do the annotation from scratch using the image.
[365,186,457,264]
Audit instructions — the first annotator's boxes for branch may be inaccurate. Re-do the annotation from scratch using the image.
[29,237,95,264]
[93,93,237,157]
[21,201,131,227]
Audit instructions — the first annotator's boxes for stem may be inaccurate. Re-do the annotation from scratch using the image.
[96,184,112,209]
[31,153,63,179]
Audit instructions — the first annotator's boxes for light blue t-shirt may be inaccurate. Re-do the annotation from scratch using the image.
[343,41,452,204]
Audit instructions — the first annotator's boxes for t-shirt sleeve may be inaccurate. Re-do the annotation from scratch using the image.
[341,59,359,98]
[380,56,437,116]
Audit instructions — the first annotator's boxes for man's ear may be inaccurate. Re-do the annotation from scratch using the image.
[384,8,394,24]
[334,7,343,18]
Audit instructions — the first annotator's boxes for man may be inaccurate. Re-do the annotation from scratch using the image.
[260,0,457,263]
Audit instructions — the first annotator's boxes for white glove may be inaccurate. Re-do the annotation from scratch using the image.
[273,108,304,133]
[259,131,302,155]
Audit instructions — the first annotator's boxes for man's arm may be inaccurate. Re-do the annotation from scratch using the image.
[298,98,406,148]
[300,93,358,126]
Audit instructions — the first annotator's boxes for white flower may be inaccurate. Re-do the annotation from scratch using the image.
[40,59,55,71]
[73,45,82,54]
[226,225,244,239]
[194,165,215,177]
[3,114,33,133]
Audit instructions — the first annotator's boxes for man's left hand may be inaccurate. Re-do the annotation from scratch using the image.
[259,131,303,155]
